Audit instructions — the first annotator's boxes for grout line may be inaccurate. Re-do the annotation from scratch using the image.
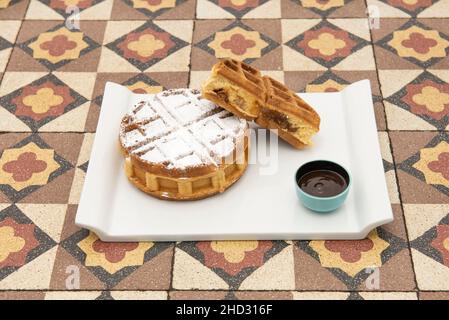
[167,244,176,299]
[363,5,389,131]
[185,18,197,90]
[386,131,420,292]
[364,0,419,293]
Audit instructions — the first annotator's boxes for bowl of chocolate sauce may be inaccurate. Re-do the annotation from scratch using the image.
[295,160,351,213]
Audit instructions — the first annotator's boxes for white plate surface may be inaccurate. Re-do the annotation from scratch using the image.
[75,80,393,241]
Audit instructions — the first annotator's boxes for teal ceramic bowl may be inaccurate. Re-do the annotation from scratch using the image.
[294,160,351,213]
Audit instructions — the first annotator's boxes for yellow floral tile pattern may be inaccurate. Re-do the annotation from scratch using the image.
[131,0,176,12]
[78,232,154,274]
[414,141,449,188]
[28,28,89,64]
[388,26,449,62]
[0,142,60,192]
[309,230,390,277]
[208,27,269,60]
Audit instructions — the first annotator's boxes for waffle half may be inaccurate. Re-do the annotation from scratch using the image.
[119,89,249,201]
[256,76,320,149]
[203,59,320,148]
[202,59,266,120]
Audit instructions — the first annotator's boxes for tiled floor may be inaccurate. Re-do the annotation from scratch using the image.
[0,0,449,300]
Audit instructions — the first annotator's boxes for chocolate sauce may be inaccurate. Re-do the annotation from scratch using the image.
[213,88,229,103]
[261,109,298,132]
[298,170,347,197]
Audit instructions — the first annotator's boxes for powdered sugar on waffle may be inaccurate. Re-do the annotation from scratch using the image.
[120,89,247,170]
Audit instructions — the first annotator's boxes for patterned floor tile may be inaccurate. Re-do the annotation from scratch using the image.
[0,0,29,19]
[170,290,227,299]
[0,291,45,299]
[84,102,102,132]
[292,291,350,300]
[391,132,449,203]
[101,20,192,72]
[373,19,449,69]
[294,207,415,291]
[380,70,449,130]
[282,19,375,71]
[45,291,103,300]
[192,19,282,70]
[111,0,196,20]
[0,73,44,132]
[53,228,173,289]
[0,73,89,132]
[284,70,386,130]
[24,0,64,21]
[44,290,168,300]
[197,0,281,19]
[109,291,168,300]
[0,21,21,73]
[403,204,449,290]
[84,71,188,132]
[238,245,295,290]
[0,133,83,203]
[0,72,46,97]
[189,70,284,91]
[68,133,93,204]
[16,204,67,243]
[281,0,367,18]
[170,290,292,300]
[173,241,291,290]
[419,291,449,299]
[8,21,105,72]
[233,291,293,299]
[91,72,188,105]
[285,70,381,95]
[359,292,418,300]
[26,0,113,20]
[367,0,449,18]
[172,290,291,300]
[403,204,449,240]
[379,132,400,204]
[0,204,56,288]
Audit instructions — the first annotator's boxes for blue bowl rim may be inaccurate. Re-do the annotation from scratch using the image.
[294,160,352,200]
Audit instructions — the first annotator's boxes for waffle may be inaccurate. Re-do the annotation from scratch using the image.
[202,58,266,120]
[202,59,320,148]
[255,76,320,149]
[119,89,249,201]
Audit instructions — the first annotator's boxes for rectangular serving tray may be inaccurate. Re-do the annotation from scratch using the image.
[75,80,393,241]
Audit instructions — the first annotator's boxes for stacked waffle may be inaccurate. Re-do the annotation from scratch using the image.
[118,59,320,200]
[119,89,249,200]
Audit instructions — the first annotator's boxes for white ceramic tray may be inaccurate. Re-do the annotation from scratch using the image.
[75,80,393,241]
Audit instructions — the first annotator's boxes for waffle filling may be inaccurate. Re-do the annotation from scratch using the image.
[260,108,298,133]
[202,73,262,119]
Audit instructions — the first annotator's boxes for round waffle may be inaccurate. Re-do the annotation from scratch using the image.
[119,88,249,200]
